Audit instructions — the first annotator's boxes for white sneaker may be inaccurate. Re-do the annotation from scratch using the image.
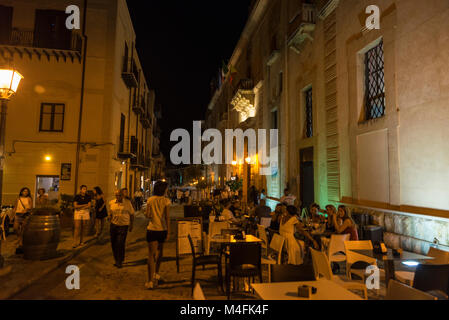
[145,281,154,289]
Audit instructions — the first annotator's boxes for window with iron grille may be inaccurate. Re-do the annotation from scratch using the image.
[364,40,385,120]
[305,87,313,138]
[39,103,65,132]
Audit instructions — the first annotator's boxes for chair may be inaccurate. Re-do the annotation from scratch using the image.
[260,217,272,229]
[193,282,206,300]
[344,240,378,281]
[226,242,262,300]
[327,234,351,266]
[396,247,449,286]
[206,221,230,254]
[412,263,449,298]
[257,225,269,256]
[269,264,316,282]
[261,233,285,282]
[188,234,223,295]
[386,279,436,300]
[310,248,368,300]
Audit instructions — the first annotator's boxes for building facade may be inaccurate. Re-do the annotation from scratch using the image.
[206,0,449,252]
[0,0,157,204]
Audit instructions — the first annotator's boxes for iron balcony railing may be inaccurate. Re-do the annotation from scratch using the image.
[1,28,83,52]
[122,58,139,88]
[117,137,138,159]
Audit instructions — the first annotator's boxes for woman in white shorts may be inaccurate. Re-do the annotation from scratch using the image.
[73,185,92,248]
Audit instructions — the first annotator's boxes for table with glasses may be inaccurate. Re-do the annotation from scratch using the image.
[350,249,434,283]
[251,279,363,300]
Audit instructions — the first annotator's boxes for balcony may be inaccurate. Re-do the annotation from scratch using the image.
[287,3,317,54]
[0,28,83,62]
[132,95,144,115]
[231,79,256,123]
[117,137,138,160]
[140,114,151,129]
[122,58,139,88]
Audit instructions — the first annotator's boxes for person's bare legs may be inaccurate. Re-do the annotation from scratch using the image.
[155,243,164,274]
[81,220,89,244]
[73,220,81,247]
[147,241,158,284]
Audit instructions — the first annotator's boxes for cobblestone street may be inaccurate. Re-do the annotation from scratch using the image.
[8,205,261,300]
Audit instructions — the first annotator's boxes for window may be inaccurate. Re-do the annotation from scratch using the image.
[364,40,385,120]
[271,110,278,130]
[39,103,65,132]
[305,87,313,138]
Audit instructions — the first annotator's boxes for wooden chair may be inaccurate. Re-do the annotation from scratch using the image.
[311,248,368,299]
[344,240,377,280]
[226,242,262,300]
[256,224,269,256]
[327,234,350,266]
[188,234,223,295]
[386,279,437,300]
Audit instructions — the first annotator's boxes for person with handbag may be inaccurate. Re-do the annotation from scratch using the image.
[12,187,33,254]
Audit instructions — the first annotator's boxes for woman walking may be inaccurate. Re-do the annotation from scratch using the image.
[93,187,108,239]
[12,187,33,254]
[145,180,171,289]
[73,185,92,248]
[108,189,135,268]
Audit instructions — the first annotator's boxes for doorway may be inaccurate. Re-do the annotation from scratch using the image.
[299,147,314,210]
[36,175,60,204]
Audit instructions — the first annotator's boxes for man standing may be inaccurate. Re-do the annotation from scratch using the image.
[280,188,296,206]
[134,188,143,211]
[73,185,91,248]
[108,189,135,268]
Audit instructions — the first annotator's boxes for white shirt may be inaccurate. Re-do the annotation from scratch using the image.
[280,194,296,206]
[146,196,171,231]
[109,199,135,226]
[222,208,237,223]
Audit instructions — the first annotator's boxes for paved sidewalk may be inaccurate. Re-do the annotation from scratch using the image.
[0,220,98,299]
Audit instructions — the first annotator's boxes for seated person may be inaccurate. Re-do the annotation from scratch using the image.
[254,199,272,223]
[325,204,337,232]
[280,205,319,265]
[300,202,321,222]
[332,205,358,240]
[269,203,284,231]
[221,200,239,224]
[229,200,242,217]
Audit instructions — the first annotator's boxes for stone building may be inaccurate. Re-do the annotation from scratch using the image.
[206,0,449,252]
[0,0,156,204]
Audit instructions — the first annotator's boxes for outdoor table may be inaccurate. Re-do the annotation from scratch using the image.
[350,249,434,283]
[251,278,363,300]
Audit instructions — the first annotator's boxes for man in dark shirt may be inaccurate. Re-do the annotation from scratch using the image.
[73,185,92,248]
[254,199,272,223]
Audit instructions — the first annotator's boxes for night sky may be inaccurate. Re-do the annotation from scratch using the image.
[127,0,252,160]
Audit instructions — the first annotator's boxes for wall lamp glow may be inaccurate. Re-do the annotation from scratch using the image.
[44,155,52,161]
[402,261,419,267]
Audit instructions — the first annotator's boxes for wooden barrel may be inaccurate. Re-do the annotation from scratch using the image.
[23,208,61,260]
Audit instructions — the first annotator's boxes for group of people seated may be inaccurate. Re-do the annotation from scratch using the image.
[212,193,359,265]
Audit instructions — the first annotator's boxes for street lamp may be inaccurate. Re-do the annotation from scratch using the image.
[0,67,23,270]
[0,68,23,206]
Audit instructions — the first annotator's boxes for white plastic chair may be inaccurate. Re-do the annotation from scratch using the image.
[257,225,269,256]
[386,279,436,300]
[311,248,368,300]
[261,233,285,282]
[395,247,449,286]
[206,221,230,254]
[193,282,206,300]
[327,234,350,264]
[344,240,379,280]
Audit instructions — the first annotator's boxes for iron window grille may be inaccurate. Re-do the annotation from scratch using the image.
[364,40,385,120]
[305,88,313,138]
[39,103,65,132]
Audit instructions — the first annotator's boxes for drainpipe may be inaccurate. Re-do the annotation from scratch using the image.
[74,0,88,196]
